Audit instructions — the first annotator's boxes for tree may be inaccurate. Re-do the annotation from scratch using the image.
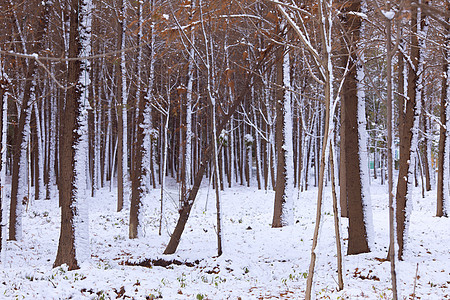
[0,67,8,258]
[340,0,372,255]
[395,3,423,260]
[53,0,91,270]
[437,1,450,217]
[272,23,295,228]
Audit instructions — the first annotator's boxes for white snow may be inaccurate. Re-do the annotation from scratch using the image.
[382,10,395,20]
[0,178,448,299]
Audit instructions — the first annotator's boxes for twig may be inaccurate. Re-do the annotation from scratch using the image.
[412,263,419,300]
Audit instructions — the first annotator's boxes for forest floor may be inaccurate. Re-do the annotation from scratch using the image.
[0,177,449,299]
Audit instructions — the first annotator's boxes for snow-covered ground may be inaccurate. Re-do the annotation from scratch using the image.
[0,178,449,299]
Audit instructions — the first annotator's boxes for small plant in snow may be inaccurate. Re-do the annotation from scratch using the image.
[96,260,112,270]
[281,269,307,287]
[211,275,226,287]
[196,293,206,300]
[160,278,167,286]
[95,291,107,300]
[113,234,126,241]
[177,273,187,288]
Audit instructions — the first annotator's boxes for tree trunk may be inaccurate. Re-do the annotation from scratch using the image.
[396,4,423,260]
[54,0,91,270]
[339,100,348,217]
[273,40,294,228]
[437,3,450,217]
[341,0,371,255]
[385,7,399,298]
[0,73,9,257]
[129,79,147,239]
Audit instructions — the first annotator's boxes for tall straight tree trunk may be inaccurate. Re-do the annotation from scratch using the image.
[129,73,147,239]
[0,72,8,257]
[46,74,56,199]
[396,4,423,260]
[184,0,196,191]
[33,102,44,200]
[116,0,127,212]
[385,6,399,298]
[341,0,371,255]
[339,101,347,217]
[272,41,294,228]
[143,0,156,193]
[437,3,450,217]
[54,0,91,270]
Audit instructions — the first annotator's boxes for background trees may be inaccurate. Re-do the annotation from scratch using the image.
[0,0,448,286]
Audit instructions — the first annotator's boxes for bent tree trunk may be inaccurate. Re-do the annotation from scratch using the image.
[163,73,254,255]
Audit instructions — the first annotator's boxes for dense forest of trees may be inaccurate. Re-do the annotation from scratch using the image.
[0,0,449,297]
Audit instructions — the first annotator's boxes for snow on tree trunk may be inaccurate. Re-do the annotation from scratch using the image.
[54,0,90,270]
[34,102,44,200]
[46,76,56,200]
[356,0,374,248]
[73,0,92,263]
[396,4,423,259]
[142,0,155,193]
[14,103,31,241]
[229,117,235,187]
[121,0,129,206]
[357,59,374,249]
[444,52,450,216]
[281,50,295,225]
[185,11,195,189]
[1,71,8,261]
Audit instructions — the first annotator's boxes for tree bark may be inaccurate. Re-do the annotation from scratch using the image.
[396,4,422,260]
[341,0,370,255]
[54,0,90,270]
[437,4,450,217]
